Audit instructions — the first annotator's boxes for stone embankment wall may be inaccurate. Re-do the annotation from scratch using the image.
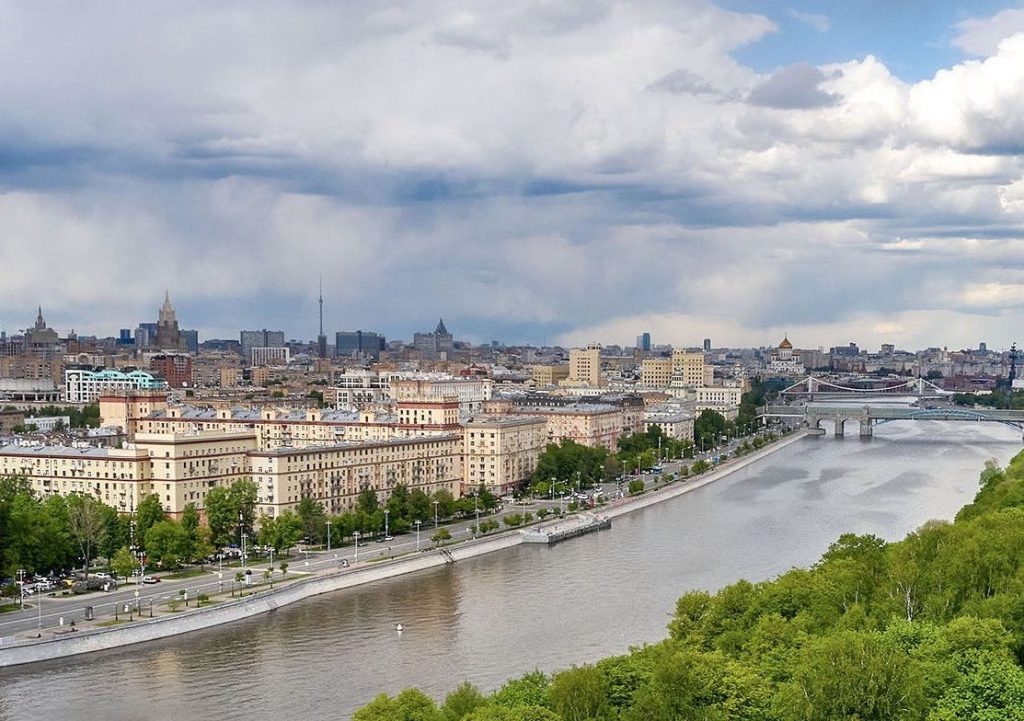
[0,533,522,667]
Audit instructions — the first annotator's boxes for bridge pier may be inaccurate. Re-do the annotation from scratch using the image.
[834,419,845,437]
[859,419,873,438]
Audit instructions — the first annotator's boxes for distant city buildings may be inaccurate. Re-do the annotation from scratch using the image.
[413,318,454,358]
[240,329,286,362]
[335,330,385,360]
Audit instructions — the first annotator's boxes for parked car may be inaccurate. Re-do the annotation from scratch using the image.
[142,575,160,584]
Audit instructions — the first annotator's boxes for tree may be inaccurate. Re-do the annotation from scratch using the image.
[432,528,451,546]
[357,488,379,515]
[260,511,304,553]
[136,493,165,538]
[433,489,457,520]
[111,546,136,581]
[67,494,108,574]
[144,520,191,567]
[776,630,925,721]
[181,503,201,560]
[204,485,235,547]
[353,689,441,721]
[205,480,257,548]
[549,665,611,721]
[297,496,326,545]
[442,682,487,721]
[694,409,727,450]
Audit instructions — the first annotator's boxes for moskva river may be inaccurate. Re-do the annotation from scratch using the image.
[0,421,1019,720]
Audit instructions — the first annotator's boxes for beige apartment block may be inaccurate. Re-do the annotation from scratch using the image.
[133,431,258,515]
[671,350,707,388]
[249,435,464,517]
[640,358,672,386]
[567,344,603,387]
[462,415,547,495]
[219,367,241,388]
[695,386,743,407]
[531,364,570,387]
[0,444,154,511]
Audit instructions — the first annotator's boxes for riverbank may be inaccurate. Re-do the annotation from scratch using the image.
[0,430,806,668]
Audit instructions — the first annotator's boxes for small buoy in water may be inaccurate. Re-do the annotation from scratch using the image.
[395,623,404,632]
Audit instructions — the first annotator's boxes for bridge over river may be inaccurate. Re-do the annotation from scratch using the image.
[763,403,1024,438]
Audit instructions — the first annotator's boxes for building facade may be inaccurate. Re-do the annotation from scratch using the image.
[65,368,167,403]
[462,416,547,495]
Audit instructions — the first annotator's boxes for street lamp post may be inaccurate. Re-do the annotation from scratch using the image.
[384,509,390,539]
[415,520,421,552]
[326,520,332,551]
[241,532,248,570]
[474,496,480,535]
[433,501,439,530]
[353,531,361,563]
[17,568,25,609]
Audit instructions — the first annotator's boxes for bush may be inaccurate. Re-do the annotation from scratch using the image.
[537,508,550,520]
[503,513,523,527]
[524,512,535,523]
[197,593,210,607]
[628,479,645,496]
[71,578,104,594]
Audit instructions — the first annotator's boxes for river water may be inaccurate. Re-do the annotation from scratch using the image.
[0,421,1020,720]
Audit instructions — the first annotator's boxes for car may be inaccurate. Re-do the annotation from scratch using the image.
[35,580,56,592]
[93,572,112,580]
[142,575,160,584]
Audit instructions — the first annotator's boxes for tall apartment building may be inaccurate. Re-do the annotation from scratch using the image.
[567,343,602,387]
[149,354,194,388]
[462,416,547,495]
[240,329,285,362]
[671,350,707,387]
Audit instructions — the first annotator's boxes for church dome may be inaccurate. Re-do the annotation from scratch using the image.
[779,337,793,349]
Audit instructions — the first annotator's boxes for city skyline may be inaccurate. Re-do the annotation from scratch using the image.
[3,2,1024,349]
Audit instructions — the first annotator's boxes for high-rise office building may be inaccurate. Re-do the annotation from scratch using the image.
[335,330,385,359]
[635,333,652,352]
[240,329,285,362]
[703,338,711,352]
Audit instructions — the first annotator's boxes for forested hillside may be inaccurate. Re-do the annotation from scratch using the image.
[355,450,1024,720]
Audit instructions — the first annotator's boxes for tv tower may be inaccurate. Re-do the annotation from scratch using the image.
[317,277,327,359]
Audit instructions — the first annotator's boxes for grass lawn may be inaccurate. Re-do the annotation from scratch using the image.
[161,568,209,580]
[0,602,23,613]
[96,619,130,627]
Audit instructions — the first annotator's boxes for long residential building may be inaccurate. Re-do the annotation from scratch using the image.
[0,429,463,519]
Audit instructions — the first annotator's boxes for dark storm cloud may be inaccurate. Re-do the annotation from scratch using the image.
[747,62,838,108]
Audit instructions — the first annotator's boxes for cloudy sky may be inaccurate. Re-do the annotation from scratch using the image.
[2,1,1024,351]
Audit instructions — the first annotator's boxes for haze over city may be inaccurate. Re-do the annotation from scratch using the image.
[2,1,1024,348]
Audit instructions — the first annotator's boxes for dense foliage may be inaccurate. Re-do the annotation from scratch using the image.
[358,449,1024,720]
